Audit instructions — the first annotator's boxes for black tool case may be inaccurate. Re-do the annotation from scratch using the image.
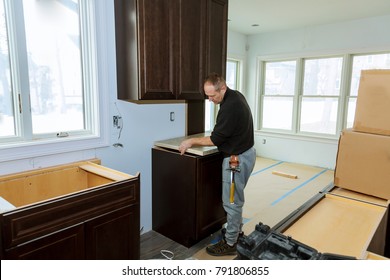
[237,222,356,260]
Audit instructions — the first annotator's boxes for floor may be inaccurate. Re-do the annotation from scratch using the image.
[140,230,218,260]
[140,157,334,260]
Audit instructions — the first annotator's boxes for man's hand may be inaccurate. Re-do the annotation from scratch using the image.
[178,139,193,155]
[178,136,214,155]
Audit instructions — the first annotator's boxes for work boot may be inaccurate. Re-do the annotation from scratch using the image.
[221,228,244,240]
[210,228,244,245]
[206,239,237,256]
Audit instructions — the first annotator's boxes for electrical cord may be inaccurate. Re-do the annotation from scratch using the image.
[160,250,174,260]
[114,102,123,140]
[113,102,124,148]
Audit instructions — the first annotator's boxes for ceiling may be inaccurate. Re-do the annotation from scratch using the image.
[228,0,390,35]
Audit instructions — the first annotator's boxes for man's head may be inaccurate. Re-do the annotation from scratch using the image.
[203,73,227,104]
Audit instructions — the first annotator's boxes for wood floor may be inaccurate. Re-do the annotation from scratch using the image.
[140,229,220,260]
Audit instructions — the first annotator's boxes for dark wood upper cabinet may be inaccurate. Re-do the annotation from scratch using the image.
[114,0,228,101]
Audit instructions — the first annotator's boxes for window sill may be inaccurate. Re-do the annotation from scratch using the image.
[255,130,340,145]
[0,134,109,163]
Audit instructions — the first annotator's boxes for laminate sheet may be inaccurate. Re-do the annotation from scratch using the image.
[154,132,219,156]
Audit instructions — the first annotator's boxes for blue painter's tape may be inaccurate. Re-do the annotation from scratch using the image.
[251,161,284,176]
[271,168,329,206]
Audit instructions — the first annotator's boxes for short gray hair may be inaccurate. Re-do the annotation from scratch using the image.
[204,73,226,91]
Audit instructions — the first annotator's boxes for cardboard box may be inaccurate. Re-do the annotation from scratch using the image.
[334,129,390,200]
[353,69,390,136]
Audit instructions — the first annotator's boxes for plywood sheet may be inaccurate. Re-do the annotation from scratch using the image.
[0,167,87,207]
[79,162,134,182]
[282,194,387,259]
[331,187,389,207]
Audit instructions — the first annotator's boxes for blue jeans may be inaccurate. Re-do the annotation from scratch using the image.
[222,146,256,245]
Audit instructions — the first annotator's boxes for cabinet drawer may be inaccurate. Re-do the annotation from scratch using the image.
[4,224,85,260]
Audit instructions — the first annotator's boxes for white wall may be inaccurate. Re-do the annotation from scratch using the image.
[227,30,247,56]
[243,14,390,169]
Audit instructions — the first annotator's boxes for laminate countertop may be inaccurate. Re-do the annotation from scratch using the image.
[154,132,219,156]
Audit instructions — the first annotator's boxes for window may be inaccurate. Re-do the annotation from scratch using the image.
[226,59,240,89]
[300,57,342,135]
[261,60,296,131]
[0,1,12,137]
[205,58,242,131]
[258,51,390,139]
[0,0,99,143]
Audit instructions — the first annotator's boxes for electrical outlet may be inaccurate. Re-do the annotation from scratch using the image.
[113,115,122,128]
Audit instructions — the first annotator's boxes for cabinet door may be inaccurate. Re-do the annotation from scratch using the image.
[176,0,207,100]
[138,0,176,100]
[206,0,228,77]
[85,205,140,260]
[4,225,85,260]
[114,0,138,101]
[152,148,198,247]
[196,153,226,239]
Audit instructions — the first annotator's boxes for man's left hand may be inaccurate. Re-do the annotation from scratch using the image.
[178,139,192,155]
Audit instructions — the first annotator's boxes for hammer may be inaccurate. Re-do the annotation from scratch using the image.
[228,155,240,204]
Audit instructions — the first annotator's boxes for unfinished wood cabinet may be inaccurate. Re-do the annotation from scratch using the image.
[0,160,140,260]
[273,189,389,259]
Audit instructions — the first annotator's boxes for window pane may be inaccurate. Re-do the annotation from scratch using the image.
[346,97,357,128]
[0,2,15,137]
[226,60,238,90]
[264,61,296,95]
[350,53,390,96]
[23,0,84,134]
[262,96,293,130]
[303,57,343,96]
[300,97,338,134]
[205,99,213,131]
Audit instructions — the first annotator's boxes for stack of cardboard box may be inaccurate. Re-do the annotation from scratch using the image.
[333,69,390,258]
[335,69,390,200]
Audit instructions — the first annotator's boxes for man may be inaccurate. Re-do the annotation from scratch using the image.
[179,73,256,256]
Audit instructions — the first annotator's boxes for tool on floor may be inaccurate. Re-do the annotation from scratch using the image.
[228,155,240,204]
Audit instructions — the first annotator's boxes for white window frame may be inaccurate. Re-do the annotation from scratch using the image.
[258,59,298,133]
[0,0,109,162]
[256,50,390,142]
[298,56,344,136]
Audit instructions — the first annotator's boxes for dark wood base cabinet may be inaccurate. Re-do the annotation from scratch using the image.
[152,147,226,247]
[0,161,140,260]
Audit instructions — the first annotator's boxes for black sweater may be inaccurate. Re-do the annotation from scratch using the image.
[210,87,254,156]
